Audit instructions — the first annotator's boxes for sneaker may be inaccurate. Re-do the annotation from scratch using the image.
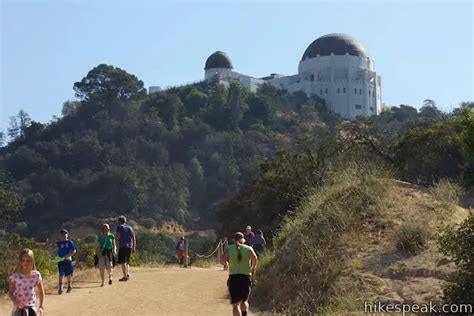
[66,286,72,293]
[100,283,104,287]
[108,279,112,285]
[119,277,128,282]
[58,288,63,295]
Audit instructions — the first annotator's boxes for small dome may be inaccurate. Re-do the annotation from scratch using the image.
[205,51,233,70]
[301,33,368,61]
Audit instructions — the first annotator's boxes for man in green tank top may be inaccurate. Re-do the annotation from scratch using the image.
[220,232,258,316]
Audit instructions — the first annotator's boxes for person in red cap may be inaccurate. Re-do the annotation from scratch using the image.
[243,226,255,247]
[220,232,258,316]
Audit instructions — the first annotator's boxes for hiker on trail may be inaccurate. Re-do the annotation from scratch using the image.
[116,216,136,281]
[220,232,258,316]
[56,228,77,294]
[243,226,255,246]
[96,223,116,286]
[251,230,266,257]
[8,248,45,316]
[176,236,186,265]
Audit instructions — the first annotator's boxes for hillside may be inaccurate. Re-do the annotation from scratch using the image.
[252,169,471,314]
[0,64,336,237]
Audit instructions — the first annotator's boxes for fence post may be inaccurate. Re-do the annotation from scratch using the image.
[184,238,189,268]
[223,237,228,271]
[217,239,222,264]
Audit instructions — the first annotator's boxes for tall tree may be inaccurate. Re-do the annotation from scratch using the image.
[7,116,19,140]
[73,64,147,101]
[17,110,32,136]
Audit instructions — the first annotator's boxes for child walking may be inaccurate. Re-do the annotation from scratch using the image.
[56,228,77,294]
[8,248,45,315]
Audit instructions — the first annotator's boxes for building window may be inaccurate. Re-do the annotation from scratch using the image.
[325,88,328,94]
[370,107,375,112]
[369,90,371,96]
[354,88,357,94]
[343,88,346,93]
[310,74,314,81]
[337,88,340,94]
[355,104,362,110]
[320,89,323,95]
[359,89,362,95]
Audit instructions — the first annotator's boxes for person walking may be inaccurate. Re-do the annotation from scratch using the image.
[96,223,116,286]
[8,248,45,316]
[243,226,255,246]
[252,230,267,257]
[175,237,186,265]
[56,229,77,294]
[220,232,258,316]
[116,216,136,281]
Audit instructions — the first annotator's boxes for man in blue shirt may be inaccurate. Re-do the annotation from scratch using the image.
[56,229,77,294]
[116,216,136,282]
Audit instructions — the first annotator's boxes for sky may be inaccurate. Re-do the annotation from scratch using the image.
[1,0,473,132]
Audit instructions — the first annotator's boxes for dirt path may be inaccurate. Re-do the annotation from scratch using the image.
[0,266,265,316]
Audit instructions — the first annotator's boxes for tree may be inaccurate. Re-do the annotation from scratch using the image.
[420,99,443,119]
[73,64,147,101]
[7,116,20,140]
[184,88,208,116]
[17,110,32,136]
[394,119,464,184]
[228,82,242,130]
[460,108,474,186]
[0,172,23,228]
[61,100,81,117]
[0,132,5,147]
[439,214,474,303]
[146,94,184,130]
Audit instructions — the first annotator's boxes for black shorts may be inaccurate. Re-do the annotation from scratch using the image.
[117,247,132,264]
[227,274,251,304]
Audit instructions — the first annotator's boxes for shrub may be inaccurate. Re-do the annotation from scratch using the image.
[431,179,462,205]
[139,217,156,230]
[135,230,176,264]
[439,214,474,303]
[394,222,430,254]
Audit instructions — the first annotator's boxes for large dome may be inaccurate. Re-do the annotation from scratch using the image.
[205,51,233,70]
[301,33,368,61]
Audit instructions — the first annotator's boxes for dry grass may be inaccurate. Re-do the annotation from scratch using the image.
[255,174,471,314]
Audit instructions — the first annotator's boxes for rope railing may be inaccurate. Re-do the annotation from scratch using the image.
[196,241,222,259]
[190,238,229,269]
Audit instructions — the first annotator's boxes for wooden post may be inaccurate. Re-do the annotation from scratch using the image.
[217,239,222,264]
[184,238,189,267]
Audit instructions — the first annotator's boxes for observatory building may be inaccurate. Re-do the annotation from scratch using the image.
[203,33,382,119]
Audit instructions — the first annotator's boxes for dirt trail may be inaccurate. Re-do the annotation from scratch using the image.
[0,266,264,316]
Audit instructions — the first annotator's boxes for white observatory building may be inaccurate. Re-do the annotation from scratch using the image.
[203,33,382,119]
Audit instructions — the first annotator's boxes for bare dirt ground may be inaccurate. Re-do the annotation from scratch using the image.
[0,266,265,316]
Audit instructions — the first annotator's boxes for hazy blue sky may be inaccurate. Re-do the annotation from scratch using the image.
[1,1,473,131]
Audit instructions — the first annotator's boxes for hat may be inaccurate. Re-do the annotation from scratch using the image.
[60,229,68,234]
[234,232,245,243]
[245,226,252,231]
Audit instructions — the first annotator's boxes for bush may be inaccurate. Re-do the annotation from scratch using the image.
[135,230,176,264]
[139,217,156,230]
[394,222,430,254]
[431,179,462,205]
[439,214,474,303]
